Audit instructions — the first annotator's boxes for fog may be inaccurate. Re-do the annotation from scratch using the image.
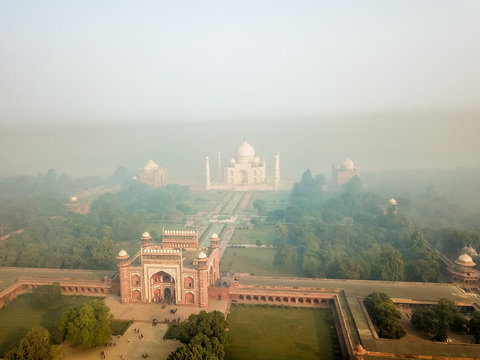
[1,1,480,183]
[1,112,479,183]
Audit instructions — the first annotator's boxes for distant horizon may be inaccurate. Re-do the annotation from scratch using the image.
[2,112,480,182]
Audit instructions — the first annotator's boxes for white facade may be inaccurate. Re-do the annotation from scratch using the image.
[206,140,279,191]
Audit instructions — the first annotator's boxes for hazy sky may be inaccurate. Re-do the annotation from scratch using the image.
[1,0,480,124]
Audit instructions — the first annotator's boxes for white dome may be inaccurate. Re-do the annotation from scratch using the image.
[388,198,397,205]
[118,249,128,257]
[236,140,255,164]
[229,158,236,165]
[144,159,159,171]
[142,232,151,238]
[70,196,78,202]
[252,156,261,165]
[211,233,219,238]
[344,157,354,170]
[198,251,207,259]
[461,245,478,257]
[458,253,473,263]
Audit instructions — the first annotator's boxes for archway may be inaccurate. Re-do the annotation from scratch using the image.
[132,290,141,301]
[164,288,173,302]
[240,170,248,184]
[185,292,194,304]
[150,271,176,304]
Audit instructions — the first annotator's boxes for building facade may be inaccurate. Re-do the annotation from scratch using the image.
[139,160,168,188]
[206,139,280,191]
[117,231,220,308]
[332,157,357,188]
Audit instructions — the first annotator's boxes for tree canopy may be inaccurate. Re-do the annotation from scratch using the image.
[364,292,405,339]
[54,299,112,347]
[5,326,61,360]
[166,310,227,360]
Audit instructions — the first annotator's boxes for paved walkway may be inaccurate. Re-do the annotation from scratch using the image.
[62,295,230,360]
[62,322,179,360]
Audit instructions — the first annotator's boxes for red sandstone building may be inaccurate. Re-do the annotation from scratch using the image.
[117,231,220,308]
[448,252,480,288]
[332,157,358,188]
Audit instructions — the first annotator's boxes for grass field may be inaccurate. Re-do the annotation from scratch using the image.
[245,191,290,212]
[0,294,103,357]
[225,305,342,360]
[230,224,276,245]
[220,248,300,277]
[187,192,227,212]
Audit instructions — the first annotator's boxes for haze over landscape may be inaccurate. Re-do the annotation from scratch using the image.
[1,1,480,180]
[2,2,480,360]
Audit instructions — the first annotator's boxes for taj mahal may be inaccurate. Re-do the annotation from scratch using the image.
[205,139,280,191]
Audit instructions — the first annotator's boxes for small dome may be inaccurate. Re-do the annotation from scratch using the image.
[211,233,219,238]
[229,158,236,165]
[198,251,207,259]
[461,245,478,257]
[388,198,397,205]
[252,156,261,165]
[236,140,255,164]
[344,157,354,170]
[458,253,473,263]
[70,196,78,202]
[142,232,151,238]
[118,249,128,257]
[144,159,159,171]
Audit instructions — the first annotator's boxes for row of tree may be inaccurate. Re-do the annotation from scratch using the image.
[270,170,441,282]
[363,292,405,339]
[412,298,480,343]
[0,173,194,269]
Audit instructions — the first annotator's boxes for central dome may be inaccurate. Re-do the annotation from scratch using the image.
[344,157,354,170]
[236,140,255,164]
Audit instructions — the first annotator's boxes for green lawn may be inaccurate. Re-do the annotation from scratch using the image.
[0,294,102,357]
[220,248,299,277]
[230,224,276,245]
[246,191,290,212]
[225,305,342,360]
[188,192,227,212]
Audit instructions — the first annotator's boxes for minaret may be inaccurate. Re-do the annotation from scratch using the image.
[205,156,211,190]
[217,151,222,183]
[274,150,280,191]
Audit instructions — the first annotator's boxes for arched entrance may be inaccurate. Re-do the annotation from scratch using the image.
[150,271,176,304]
[240,170,248,184]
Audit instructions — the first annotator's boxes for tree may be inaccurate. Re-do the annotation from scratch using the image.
[364,292,405,339]
[5,326,61,360]
[167,311,227,360]
[411,307,436,334]
[469,311,480,343]
[274,222,288,246]
[375,249,404,281]
[411,298,467,342]
[273,245,297,268]
[54,299,112,347]
[253,200,268,216]
[90,236,115,269]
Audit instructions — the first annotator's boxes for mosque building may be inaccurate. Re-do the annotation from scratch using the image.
[117,231,220,308]
[448,250,480,288]
[206,139,280,191]
[139,160,168,188]
[332,157,358,188]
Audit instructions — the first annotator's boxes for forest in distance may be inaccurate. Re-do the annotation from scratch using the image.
[1,165,480,284]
